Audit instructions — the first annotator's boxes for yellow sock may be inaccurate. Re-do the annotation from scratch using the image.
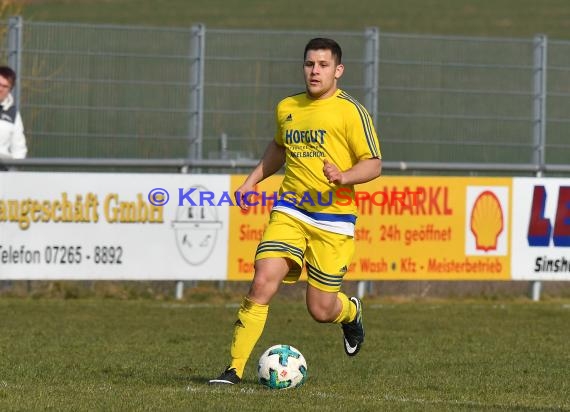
[229,297,269,378]
[332,292,357,324]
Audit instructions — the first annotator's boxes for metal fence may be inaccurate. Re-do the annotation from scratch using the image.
[2,18,570,172]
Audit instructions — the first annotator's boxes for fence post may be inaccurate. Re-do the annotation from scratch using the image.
[188,23,205,161]
[532,34,548,174]
[175,280,185,300]
[363,27,379,127]
[177,23,206,299]
[530,34,548,301]
[7,16,23,110]
[358,27,380,299]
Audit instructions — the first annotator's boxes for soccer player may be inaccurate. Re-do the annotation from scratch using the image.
[209,37,382,385]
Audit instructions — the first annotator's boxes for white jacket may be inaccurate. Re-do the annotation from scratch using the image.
[0,93,27,159]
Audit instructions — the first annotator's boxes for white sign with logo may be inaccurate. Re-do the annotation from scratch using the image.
[511,177,570,280]
[0,172,230,280]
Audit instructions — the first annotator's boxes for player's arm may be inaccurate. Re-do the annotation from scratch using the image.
[242,140,285,186]
[234,140,285,209]
[323,157,381,185]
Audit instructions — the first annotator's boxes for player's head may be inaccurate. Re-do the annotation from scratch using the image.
[303,38,344,100]
[304,38,342,65]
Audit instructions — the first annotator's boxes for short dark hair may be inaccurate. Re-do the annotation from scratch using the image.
[0,66,16,88]
[304,38,342,65]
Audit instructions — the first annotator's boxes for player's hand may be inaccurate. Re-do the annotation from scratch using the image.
[323,159,344,185]
[234,183,256,211]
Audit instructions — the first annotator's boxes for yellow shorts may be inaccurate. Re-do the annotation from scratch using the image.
[255,211,355,292]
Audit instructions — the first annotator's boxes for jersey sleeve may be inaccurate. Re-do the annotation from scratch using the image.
[346,104,381,160]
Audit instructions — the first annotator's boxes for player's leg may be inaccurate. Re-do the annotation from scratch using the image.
[304,227,364,356]
[305,284,355,323]
[246,257,292,304]
[305,278,364,357]
[209,257,291,385]
[228,257,292,374]
[209,212,306,385]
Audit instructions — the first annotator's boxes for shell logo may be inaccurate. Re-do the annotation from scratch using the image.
[470,191,504,252]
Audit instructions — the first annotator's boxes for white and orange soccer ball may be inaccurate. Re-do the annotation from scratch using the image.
[257,344,308,389]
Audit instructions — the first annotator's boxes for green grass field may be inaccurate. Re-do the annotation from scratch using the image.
[20,0,570,40]
[0,297,568,411]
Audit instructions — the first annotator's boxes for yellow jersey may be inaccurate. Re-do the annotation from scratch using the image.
[272,88,381,236]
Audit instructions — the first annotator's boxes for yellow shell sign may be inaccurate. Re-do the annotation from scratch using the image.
[226,176,512,281]
[470,191,504,252]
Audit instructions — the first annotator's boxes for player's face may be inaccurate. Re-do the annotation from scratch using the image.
[0,75,12,102]
[303,49,344,100]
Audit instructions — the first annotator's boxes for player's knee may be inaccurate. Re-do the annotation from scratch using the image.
[248,271,279,302]
[307,303,335,323]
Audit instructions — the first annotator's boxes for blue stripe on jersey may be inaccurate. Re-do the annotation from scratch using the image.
[274,199,357,224]
[338,91,380,157]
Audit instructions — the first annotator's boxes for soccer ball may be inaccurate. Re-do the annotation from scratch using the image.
[257,344,308,389]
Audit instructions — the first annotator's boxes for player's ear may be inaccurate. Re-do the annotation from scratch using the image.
[334,64,344,79]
